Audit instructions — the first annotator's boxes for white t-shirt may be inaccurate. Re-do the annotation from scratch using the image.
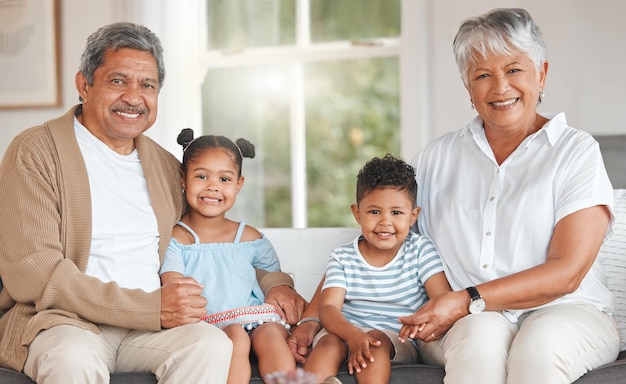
[412,112,615,322]
[75,118,161,292]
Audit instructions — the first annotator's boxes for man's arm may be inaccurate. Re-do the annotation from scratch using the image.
[256,269,307,325]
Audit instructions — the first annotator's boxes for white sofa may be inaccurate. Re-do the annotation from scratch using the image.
[258,189,626,384]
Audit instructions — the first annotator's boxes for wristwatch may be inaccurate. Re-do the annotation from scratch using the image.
[466,286,486,314]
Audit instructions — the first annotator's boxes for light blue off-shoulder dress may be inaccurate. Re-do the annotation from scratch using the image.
[160,221,281,315]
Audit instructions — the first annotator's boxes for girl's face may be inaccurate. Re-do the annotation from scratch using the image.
[466,49,547,134]
[182,148,243,219]
[351,187,419,260]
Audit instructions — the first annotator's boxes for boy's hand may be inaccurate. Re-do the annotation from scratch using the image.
[346,331,382,374]
[398,321,426,342]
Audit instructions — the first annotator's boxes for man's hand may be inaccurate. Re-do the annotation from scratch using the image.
[264,285,307,325]
[160,277,207,329]
[287,320,321,363]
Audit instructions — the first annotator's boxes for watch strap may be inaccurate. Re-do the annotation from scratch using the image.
[466,286,481,301]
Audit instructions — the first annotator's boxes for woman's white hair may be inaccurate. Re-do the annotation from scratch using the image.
[453,8,546,86]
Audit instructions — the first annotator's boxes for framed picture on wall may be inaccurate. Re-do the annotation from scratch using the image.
[0,0,60,109]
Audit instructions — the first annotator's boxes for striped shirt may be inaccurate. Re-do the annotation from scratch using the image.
[323,231,444,333]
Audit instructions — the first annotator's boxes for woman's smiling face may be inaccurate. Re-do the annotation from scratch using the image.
[466,49,547,133]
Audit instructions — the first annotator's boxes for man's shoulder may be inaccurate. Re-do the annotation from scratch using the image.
[3,122,60,170]
[9,106,80,152]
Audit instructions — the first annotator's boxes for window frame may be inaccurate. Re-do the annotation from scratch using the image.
[129,0,428,228]
[201,0,403,228]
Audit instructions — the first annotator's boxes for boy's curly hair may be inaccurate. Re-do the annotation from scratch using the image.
[356,154,417,206]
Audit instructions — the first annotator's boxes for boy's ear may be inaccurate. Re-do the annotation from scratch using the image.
[351,204,360,224]
[410,206,420,226]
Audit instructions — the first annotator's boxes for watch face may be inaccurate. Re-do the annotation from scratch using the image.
[469,298,486,314]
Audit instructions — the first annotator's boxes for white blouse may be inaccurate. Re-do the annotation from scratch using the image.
[412,112,615,322]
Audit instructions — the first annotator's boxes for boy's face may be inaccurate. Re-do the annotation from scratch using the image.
[351,187,419,258]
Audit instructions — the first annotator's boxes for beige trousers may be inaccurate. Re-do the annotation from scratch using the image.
[418,302,620,384]
[24,322,232,384]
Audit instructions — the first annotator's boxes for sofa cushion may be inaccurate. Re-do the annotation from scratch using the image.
[601,189,626,351]
[595,135,626,189]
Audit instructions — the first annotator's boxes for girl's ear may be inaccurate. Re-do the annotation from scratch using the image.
[180,170,186,191]
[237,175,245,192]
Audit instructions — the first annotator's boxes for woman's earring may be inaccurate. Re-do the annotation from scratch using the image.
[182,189,185,194]
[470,102,475,110]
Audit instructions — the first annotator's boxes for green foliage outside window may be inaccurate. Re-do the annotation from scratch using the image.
[203,0,401,227]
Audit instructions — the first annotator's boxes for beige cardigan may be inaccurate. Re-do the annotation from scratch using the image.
[0,106,292,371]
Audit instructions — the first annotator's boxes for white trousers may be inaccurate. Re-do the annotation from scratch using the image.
[24,322,232,384]
[418,302,620,384]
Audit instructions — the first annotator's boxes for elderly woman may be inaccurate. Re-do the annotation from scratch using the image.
[399,8,620,384]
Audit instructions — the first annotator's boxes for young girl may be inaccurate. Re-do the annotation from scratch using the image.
[160,129,296,384]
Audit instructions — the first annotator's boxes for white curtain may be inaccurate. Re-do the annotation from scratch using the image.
[117,0,207,157]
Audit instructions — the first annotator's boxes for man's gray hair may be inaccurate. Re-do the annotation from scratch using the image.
[78,22,165,90]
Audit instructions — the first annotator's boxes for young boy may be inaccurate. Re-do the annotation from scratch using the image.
[303,154,451,383]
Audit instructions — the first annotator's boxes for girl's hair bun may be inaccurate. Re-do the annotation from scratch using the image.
[177,128,195,149]
[235,138,255,159]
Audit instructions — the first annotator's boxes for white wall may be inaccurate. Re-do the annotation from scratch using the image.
[1,0,625,160]
[0,0,127,154]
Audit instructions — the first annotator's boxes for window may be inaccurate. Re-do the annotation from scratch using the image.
[201,0,402,228]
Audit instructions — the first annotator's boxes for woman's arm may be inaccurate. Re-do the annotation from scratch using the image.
[476,205,610,310]
[400,205,611,340]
